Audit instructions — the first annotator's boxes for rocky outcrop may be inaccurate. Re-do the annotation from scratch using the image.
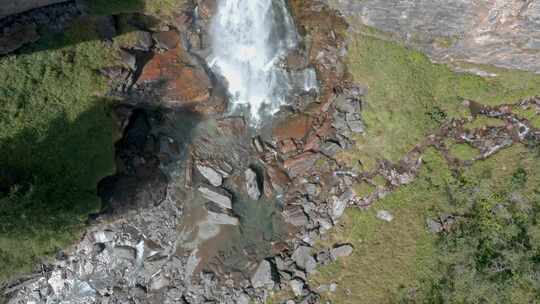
[325,0,540,74]
[0,1,80,55]
[0,0,68,19]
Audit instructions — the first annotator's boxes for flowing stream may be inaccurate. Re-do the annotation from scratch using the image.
[208,0,315,124]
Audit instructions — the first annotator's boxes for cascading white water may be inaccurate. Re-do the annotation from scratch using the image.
[208,0,314,124]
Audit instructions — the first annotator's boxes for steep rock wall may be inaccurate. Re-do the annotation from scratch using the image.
[326,0,540,73]
[0,0,69,19]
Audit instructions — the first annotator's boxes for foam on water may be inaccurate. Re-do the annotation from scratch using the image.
[208,0,305,124]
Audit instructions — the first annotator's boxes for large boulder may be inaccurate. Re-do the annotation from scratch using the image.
[137,47,224,113]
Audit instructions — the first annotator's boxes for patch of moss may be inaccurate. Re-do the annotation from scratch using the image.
[353,182,376,197]
[449,143,480,160]
[463,116,506,130]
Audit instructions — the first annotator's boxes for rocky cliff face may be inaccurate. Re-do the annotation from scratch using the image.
[0,0,69,18]
[326,0,540,73]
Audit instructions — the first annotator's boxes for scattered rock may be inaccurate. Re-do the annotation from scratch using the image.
[284,152,321,178]
[251,260,275,289]
[198,186,232,210]
[329,190,353,222]
[330,244,353,259]
[376,210,394,222]
[426,218,443,233]
[245,168,261,200]
[283,205,309,227]
[320,141,341,157]
[196,163,223,187]
[119,49,137,71]
[292,246,317,274]
[290,279,304,297]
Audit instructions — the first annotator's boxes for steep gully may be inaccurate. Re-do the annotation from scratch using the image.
[3,0,540,303]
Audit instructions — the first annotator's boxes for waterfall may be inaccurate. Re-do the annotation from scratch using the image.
[208,0,316,124]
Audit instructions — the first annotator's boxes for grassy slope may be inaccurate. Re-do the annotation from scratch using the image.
[343,35,540,170]
[305,33,540,303]
[312,145,540,303]
[0,19,118,281]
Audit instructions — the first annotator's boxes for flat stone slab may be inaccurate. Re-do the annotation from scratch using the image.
[198,186,232,209]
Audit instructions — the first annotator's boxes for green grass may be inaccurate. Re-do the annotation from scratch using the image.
[0,17,118,281]
[311,144,540,303]
[449,143,480,161]
[309,149,447,304]
[346,34,540,170]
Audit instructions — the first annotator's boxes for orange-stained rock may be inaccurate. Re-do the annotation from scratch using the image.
[303,132,321,151]
[273,114,313,141]
[283,152,321,178]
[137,47,216,111]
[279,139,297,154]
[265,165,291,194]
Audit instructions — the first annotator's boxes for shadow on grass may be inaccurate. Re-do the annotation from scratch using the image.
[0,101,116,282]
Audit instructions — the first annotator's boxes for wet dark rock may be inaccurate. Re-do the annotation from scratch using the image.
[329,190,353,222]
[0,23,39,55]
[98,109,168,216]
[95,16,117,40]
[119,49,137,71]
